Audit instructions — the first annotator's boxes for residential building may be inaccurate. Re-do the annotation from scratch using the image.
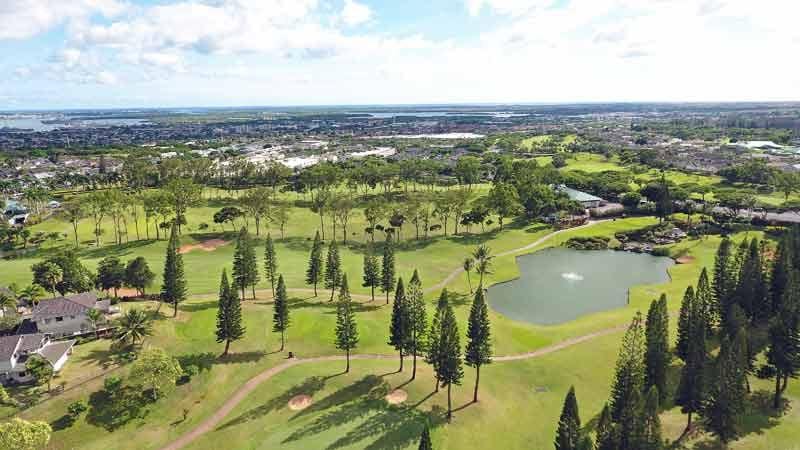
[27,292,112,338]
[0,333,75,385]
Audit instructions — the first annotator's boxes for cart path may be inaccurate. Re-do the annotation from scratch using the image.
[161,322,625,450]
[162,220,613,450]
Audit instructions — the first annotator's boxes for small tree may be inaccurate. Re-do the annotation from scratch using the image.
[30,261,62,299]
[96,256,125,298]
[640,386,664,450]
[306,231,324,296]
[463,257,474,293]
[465,287,492,403]
[362,249,380,302]
[215,270,245,356]
[115,308,153,346]
[124,257,155,296]
[0,418,52,450]
[273,275,291,352]
[335,275,359,373]
[129,347,182,401]
[264,233,278,297]
[381,233,396,304]
[324,241,342,301]
[25,355,54,392]
[86,308,103,339]
[161,223,187,317]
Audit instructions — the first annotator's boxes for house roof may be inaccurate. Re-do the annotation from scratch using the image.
[32,293,96,321]
[556,185,604,203]
[0,335,21,361]
[38,340,76,366]
[18,334,47,353]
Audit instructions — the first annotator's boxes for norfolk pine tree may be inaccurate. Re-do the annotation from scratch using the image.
[324,240,342,301]
[408,269,427,380]
[640,386,664,450]
[465,287,492,403]
[362,248,380,302]
[161,223,187,317]
[335,275,359,373]
[714,236,735,324]
[645,294,670,403]
[215,270,244,356]
[554,386,581,450]
[437,297,463,422]
[675,306,708,435]
[264,233,278,297]
[306,231,324,296]
[388,278,411,372]
[273,275,290,352]
[381,233,396,304]
[232,228,259,300]
[609,313,646,450]
[676,286,695,361]
[704,332,748,445]
[426,289,448,392]
[418,424,432,450]
[766,270,800,409]
[696,267,715,332]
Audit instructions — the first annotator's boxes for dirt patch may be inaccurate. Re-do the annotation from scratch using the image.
[116,288,141,298]
[675,255,695,264]
[178,239,230,255]
[288,394,313,411]
[385,389,407,405]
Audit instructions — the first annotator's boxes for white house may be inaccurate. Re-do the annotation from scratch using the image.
[29,292,113,338]
[0,333,75,385]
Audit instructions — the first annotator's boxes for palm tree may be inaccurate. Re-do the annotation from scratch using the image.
[463,256,474,293]
[0,292,17,315]
[472,244,494,287]
[86,308,104,339]
[19,284,46,307]
[115,309,153,346]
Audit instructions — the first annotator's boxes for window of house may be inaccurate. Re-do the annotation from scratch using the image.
[55,316,64,322]
[18,371,26,377]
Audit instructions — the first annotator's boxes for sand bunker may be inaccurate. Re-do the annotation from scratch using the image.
[385,389,408,405]
[675,255,695,264]
[178,239,229,254]
[288,395,313,411]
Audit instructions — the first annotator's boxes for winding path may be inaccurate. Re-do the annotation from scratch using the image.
[161,221,612,450]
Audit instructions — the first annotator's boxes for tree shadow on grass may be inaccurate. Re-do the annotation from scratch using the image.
[217,351,266,364]
[290,375,385,420]
[288,298,383,314]
[328,404,447,450]
[50,414,76,431]
[216,375,328,431]
[179,301,218,313]
[86,385,152,431]
[81,239,156,259]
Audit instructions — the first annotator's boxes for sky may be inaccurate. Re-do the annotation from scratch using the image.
[1,0,799,109]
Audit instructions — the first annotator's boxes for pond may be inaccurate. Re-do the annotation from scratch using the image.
[487,248,674,325]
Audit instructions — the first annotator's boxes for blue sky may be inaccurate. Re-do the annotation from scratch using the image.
[1,0,798,109]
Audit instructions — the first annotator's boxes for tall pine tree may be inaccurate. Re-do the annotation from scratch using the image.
[675,303,708,435]
[703,332,747,444]
[362,248,380,302]
[713,237,735,325]
[232,228,259,300]
[609,313,646,450]
[465,287,492,403]
[335,275,359,373]
[273,274,290,352]
[734,238,768,323]
[696,267,715,332]
[388,278,411,372]
[554,386,581,450]
[766,270,800,409]
[426,289,448,392]
[324,241,342,301]
[770,232,794,315]
[264,233,278,297]
[640,386,663,450]
[215,270,244,356]
[438,295,463,422]
[645,294,670,403]
[306,231,324,296]
[161,223,187,318]
[408,269,427,380]
[381,232,396,304]
[595,403,618,450]
[676,286,695,361]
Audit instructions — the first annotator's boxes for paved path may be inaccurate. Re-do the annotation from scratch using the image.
[161,322,625,450]
[161,221,613,450]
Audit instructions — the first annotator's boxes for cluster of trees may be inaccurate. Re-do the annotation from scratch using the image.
[558,228,800,449]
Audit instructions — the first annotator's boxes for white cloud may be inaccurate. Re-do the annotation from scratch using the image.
[340,0,372,26]
[465,0,553,17]
[95,70,118,85]
[0,0,126,40]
